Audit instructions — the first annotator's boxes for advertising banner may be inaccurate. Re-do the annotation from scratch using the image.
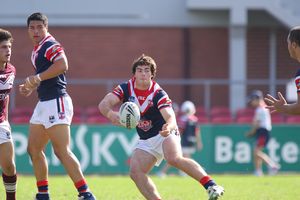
[12,124,300,174]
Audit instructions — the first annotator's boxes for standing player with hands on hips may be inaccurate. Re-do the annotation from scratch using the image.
[19,12,96,200]
[98,54,224,200]
[0,28,17,200]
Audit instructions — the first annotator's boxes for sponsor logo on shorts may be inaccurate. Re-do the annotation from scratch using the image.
[6,132,11,139]
[58,112,65,119]
[49,115,55,123]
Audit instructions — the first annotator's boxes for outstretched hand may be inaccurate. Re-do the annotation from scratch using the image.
[264,92,287,113]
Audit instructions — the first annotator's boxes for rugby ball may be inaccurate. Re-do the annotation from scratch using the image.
[119,102,140,129]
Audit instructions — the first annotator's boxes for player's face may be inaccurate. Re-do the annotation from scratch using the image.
[0,40,12,65]
[134,65,152,88]
[28,20,48,45]
[250,99,259,107]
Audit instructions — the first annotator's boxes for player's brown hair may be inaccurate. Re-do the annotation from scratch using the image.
[0,28,13,43]
[27,12,48,27]
[132,54,157,79]
[288,26,300,46]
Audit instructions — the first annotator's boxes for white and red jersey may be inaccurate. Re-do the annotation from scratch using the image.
[0,63,15,122]
[113,78,172,139]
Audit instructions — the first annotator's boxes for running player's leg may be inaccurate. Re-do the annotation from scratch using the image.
[255,147,279,171]
[47,124,95,199]
[0,141,17,200]
[130,149,161,200]
[163,135,224,199]
[163,135,207,179]
[27,124,50,199]
[253,146,263,175]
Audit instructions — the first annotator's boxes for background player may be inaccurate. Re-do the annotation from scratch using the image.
[245,90,280,176]
[19,13,96,200]
[157,100,203,177]
[0,28,17,200]
[265,26,300,114]
[98,54,224,200]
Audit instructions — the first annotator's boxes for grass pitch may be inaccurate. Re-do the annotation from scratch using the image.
[0,174,299,200]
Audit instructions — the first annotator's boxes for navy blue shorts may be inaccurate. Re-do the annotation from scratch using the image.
[255,128,270,148]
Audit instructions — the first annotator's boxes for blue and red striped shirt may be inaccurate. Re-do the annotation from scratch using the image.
[31,33,67,101]
[113,78,172,140]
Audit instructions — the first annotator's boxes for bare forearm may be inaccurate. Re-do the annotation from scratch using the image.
[98,100,113,118]
[39,57,67,81]
[281,103,300,115]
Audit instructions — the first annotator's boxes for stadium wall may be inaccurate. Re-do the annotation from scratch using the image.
[7,26,295,109]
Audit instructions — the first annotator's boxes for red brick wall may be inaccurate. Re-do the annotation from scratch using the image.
[189,28,229,106]
[5,26,294,110]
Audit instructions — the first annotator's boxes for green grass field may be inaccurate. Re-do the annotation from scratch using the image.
[0,174,299,200]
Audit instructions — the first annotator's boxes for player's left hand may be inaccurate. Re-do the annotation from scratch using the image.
[159,123,172,137]
[264,92,287,113]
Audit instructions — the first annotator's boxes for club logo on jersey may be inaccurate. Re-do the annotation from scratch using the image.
[58,112,65,119]
[0,73,14,87]
[137,120,152,132]
[49,115,55,123]
[0,93,8,101]
[52,46,59,53]
[128,96,136,102]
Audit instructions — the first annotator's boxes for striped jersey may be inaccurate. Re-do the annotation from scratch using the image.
[31,33,67,101]
[113,78,172,140]
[0,63,15,122]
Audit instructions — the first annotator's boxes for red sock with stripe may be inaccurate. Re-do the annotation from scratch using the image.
[75,179,89,194]
[200,175,216,189]
[37,180,49,194]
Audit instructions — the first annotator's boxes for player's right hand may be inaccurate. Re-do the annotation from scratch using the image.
[19,84,33,97]
[24,75,40,90]
[107,110,121,126]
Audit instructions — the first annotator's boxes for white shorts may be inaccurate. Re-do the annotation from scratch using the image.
[0,121,12,145]
[135,133,181,166]
[30,95,73,129]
